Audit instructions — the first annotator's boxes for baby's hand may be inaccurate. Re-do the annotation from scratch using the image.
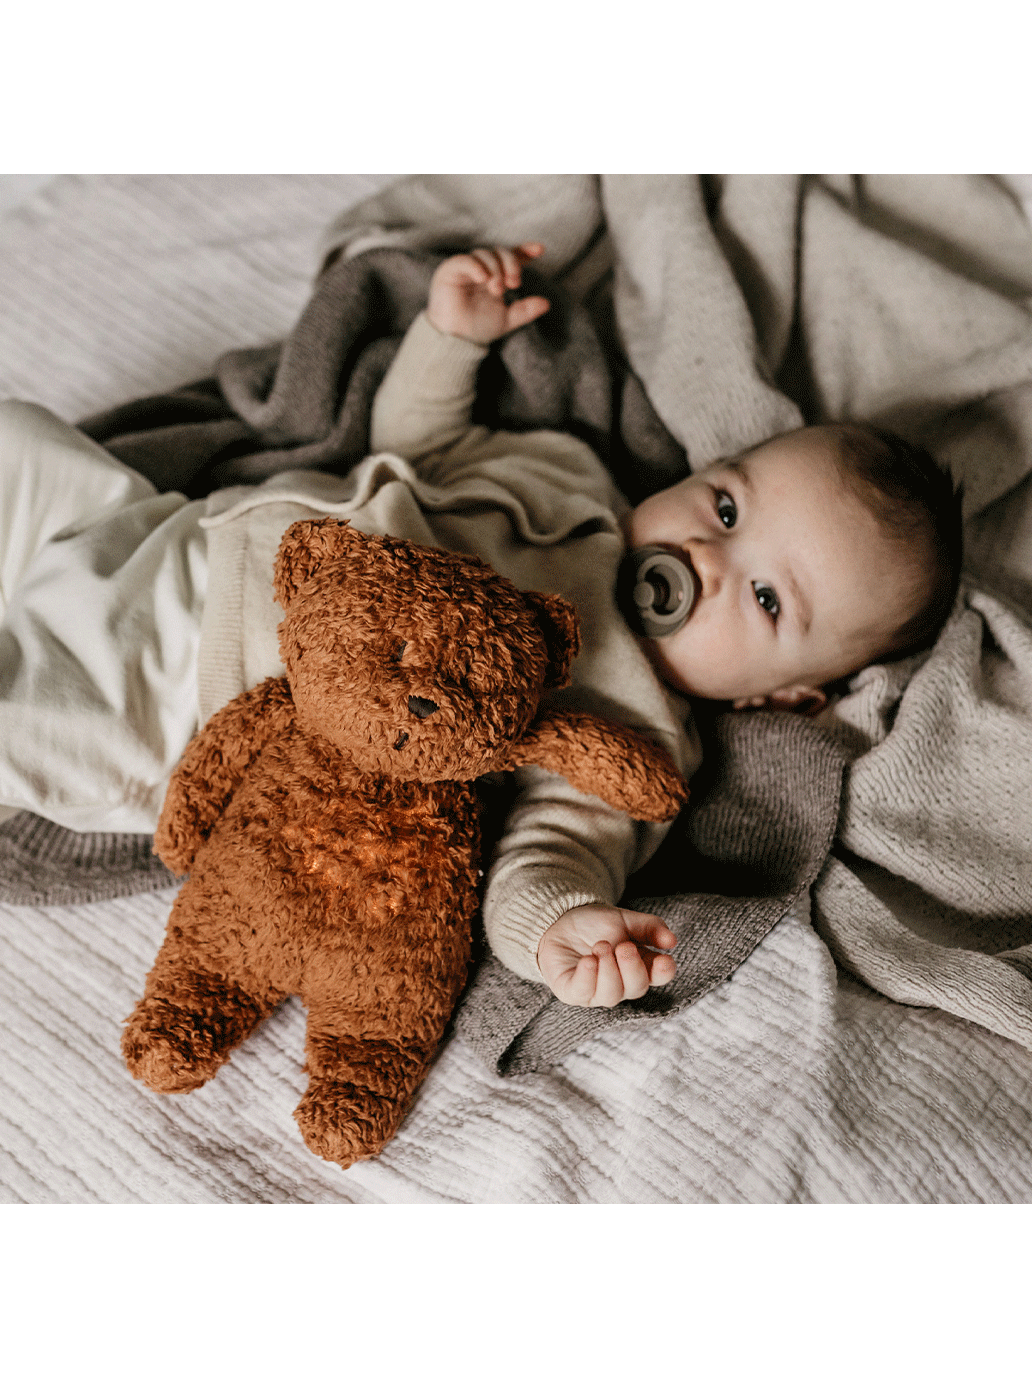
[427,243,551,345]
[537,903,678,1007]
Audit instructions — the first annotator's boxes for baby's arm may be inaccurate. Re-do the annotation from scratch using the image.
[491,710,687,1006]
[482,765,682,1007]
[369,245,550,459]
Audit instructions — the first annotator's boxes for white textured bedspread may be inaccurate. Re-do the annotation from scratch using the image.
[4,888,1032,1203]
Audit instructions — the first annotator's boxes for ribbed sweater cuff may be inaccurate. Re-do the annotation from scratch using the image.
[485,879,611,984]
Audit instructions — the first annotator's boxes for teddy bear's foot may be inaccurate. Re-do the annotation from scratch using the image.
[122,975,274,1094]
[294,1077,414,1168]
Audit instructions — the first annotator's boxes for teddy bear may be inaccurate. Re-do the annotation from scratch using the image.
[122,518,688,1169]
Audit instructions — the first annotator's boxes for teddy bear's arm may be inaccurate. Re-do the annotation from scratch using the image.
[153,676,296,875]
[506,708,689,823]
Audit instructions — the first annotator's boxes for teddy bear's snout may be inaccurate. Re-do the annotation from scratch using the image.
[407,695,440,719]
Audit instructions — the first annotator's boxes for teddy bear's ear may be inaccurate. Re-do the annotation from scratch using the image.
[523,590,581,690]
[274,518,361,608]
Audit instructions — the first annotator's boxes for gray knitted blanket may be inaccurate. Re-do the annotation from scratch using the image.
[4,174,1032,1072]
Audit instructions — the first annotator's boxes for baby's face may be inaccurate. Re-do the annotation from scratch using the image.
[622,429,920,703]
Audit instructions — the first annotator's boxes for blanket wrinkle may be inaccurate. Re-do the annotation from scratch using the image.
[811,581,1032,1051]
[600,176,805,463]
[705,173,801,379]
[4,173,1032,1075]
[853,174,1032,300]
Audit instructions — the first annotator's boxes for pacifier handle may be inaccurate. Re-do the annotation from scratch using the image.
[617,546,697,638]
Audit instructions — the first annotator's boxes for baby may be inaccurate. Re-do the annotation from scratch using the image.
[421,243,963,1007]
[0,241,963,1011]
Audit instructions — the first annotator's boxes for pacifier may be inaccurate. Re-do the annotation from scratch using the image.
[617,545,697,638]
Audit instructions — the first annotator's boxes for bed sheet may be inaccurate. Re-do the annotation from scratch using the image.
[2,174,1032,1204]
[5,886,1032,1204]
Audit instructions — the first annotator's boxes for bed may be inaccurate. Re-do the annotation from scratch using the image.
[2,172,1032,1204]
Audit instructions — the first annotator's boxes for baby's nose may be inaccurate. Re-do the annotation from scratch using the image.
[688,541,723,595]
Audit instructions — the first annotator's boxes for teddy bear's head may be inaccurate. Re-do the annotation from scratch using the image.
[273,519,580,781]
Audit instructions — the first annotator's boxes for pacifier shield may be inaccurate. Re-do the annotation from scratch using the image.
[617,546,697,638]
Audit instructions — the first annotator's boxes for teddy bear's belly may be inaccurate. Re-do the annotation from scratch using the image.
[184,743,480,995]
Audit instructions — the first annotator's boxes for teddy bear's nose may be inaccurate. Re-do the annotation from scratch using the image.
[407,695,439,719]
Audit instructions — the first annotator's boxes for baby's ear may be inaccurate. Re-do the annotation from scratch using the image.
[523,591,581,689]
[274,518,361,608]
[735,685,828,717]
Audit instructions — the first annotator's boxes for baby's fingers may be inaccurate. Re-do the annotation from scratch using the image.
[438,252,490,284]
[589,941,628,1008]
[605,939,676,1002]
[642,948,677,987]
[471,247,509,294]
[504,295,550,332]
[495,245,526,289]
[632,917,678,987]
[471,243,544,294]
[488,243,544,286]
[560,952,602,1006]
[613,941,652,1001]
[619,910,678,952]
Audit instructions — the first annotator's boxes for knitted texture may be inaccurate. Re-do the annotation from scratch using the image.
[811,584,1032,1050]
[0,810,174,906]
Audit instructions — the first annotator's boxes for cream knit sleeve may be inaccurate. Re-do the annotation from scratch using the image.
[480,764,658,983]
[369,312,490,459]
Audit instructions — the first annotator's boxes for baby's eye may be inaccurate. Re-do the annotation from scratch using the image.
[753,582,780,621]
[715,491,737,529]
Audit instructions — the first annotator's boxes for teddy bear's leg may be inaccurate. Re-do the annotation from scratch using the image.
[292,862,475,1168]
[293,1001,449,1169]
[122,909,282,1094]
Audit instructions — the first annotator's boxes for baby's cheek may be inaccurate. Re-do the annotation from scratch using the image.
[675,623,767,700]
[636,633,694,696]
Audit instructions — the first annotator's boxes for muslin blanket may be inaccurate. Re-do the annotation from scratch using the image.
[3,175,1032,1072]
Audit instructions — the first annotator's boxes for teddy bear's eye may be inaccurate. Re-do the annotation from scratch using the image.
[391,639,407,664]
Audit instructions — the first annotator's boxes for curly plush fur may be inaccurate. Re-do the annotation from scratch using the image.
[123,520,688,1168]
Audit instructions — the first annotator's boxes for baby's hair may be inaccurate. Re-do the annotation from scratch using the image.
[824,421,964,659]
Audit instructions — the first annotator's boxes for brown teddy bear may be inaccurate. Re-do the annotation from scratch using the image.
[122,519,688,1168]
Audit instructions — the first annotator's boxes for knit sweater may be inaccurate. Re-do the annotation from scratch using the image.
[197,311,700,981]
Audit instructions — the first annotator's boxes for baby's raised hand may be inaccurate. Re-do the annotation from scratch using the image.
[427,243,551,345]
[537,903,678,1007]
